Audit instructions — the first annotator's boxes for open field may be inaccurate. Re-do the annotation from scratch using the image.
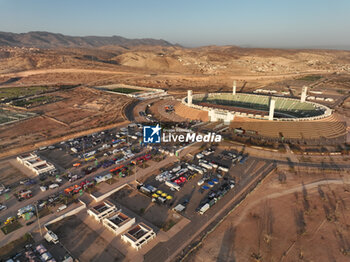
[0,107,36,125]
[11,95,64,108]
[110,87,142,94]
[187,168,350,262]
[0,86,131,155]
[0,86,56,100]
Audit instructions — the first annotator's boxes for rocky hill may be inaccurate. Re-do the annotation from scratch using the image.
[0,31,174,48]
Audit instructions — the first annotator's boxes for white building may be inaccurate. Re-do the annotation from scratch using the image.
[102,211,135,236]
[16,152,38,163]
[121,223,156,251]
[87,201,117,222]
[17,153,56,175]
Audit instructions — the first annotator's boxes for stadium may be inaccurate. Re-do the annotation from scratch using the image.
[170,87,347,143]
[187,92,331,121]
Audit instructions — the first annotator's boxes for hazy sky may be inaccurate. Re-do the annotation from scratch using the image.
[1,0,349,48]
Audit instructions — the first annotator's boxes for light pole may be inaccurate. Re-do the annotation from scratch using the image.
[35,202,43,237]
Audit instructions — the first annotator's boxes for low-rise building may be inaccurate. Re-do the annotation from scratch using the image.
[16,152,37,163]
[121,223,156,250]
[17,153,56,175]
[102,211,135,236]
[87,200,117,222]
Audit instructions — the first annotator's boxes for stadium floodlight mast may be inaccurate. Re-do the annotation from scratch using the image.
[268,98,276,121]
[187,90,193,106]
[35,201,43,236]
[301,86,308,102]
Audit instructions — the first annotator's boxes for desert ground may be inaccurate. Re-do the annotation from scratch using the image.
[0,35,350,262]
[1,45,350,157]
[0,86,130,156]
[186,166,350,262]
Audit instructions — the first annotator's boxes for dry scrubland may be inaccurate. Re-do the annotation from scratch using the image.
[187,168,350,262]
[1,46,350,89]
[0,46,350,156]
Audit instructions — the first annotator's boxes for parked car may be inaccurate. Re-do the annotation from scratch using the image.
[57,205,67,212]
[49,184,59,189]
[26,221,35,226]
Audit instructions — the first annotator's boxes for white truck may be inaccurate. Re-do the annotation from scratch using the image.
[199,162,212,170]
[57,205,67,212]
[199,203,210,215]
[187,164,204,174]
[165,181,180,191]
[218,166,229,173]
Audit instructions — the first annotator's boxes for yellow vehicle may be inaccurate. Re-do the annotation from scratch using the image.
[4,216,16,225]
[84,156,95,161]
[152,193,159,198]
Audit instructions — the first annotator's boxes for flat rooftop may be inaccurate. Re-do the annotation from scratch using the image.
[108,212,129,226]
[126,223,153,240]
[91,200,115,214]
[18,153,35,158]
[27,158,44,164]
[34,163,53,170]
[94,203,109,213]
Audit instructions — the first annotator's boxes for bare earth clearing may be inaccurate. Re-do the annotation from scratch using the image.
[188,168,350,262]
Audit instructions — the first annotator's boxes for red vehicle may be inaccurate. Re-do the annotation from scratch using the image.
[179,177,187,183]
[174,179,181,185]
[64,186,75,195]
[132,154,152,165]
[110,165,125,174]
[18,190,33,199]
[83,180,94,189]
[73,185,82,194]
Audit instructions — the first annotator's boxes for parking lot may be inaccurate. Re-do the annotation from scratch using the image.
[131,145,258,222]
[0,123,152,235]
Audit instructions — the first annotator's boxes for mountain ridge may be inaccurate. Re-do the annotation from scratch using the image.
[0,31,174,48]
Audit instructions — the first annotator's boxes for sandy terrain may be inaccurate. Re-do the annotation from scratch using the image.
[187,167,350,262]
